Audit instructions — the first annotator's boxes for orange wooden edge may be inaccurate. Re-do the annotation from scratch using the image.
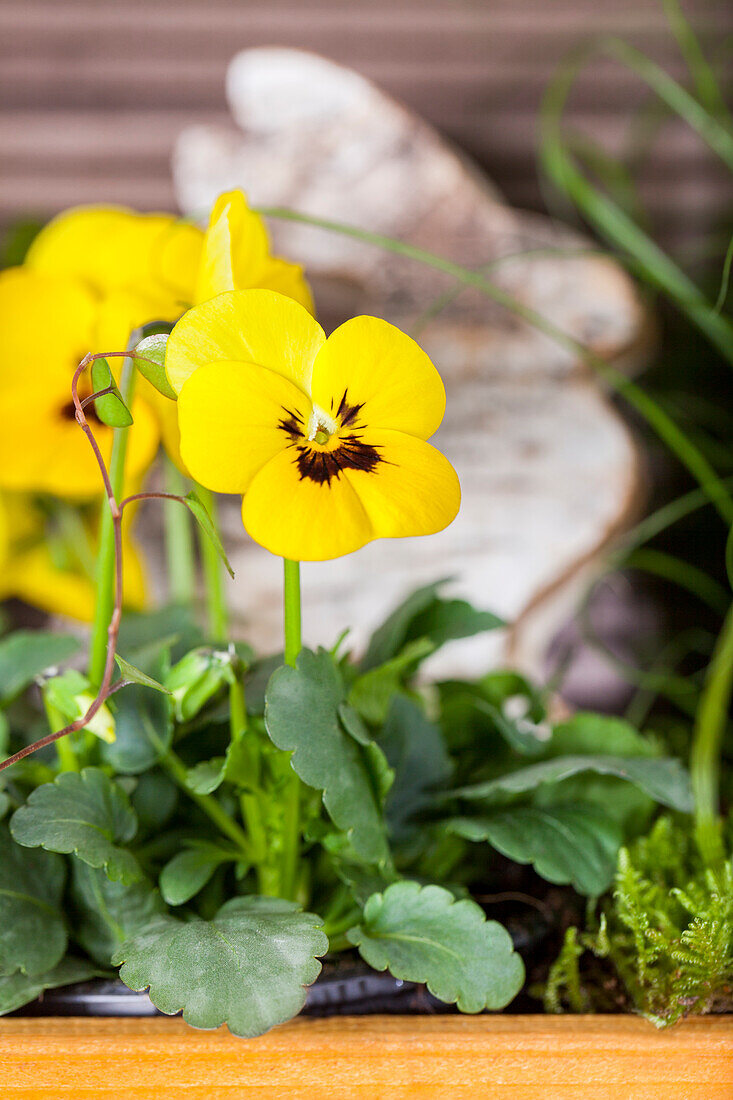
[0,1014,731,1099]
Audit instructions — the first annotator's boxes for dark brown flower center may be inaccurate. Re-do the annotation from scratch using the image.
[278,389,383,486]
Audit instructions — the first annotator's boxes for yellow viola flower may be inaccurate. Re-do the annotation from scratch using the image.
[0,493,147,622]
[26,190,311,334]
[167,290,460,561]
[0,268,159,499]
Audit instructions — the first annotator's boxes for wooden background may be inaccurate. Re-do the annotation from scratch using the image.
[0,0,731,257]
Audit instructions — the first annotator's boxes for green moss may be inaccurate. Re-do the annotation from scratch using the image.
[544,816,733,1026]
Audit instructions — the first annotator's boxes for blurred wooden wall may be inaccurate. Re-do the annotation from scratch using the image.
[1,0,731,258]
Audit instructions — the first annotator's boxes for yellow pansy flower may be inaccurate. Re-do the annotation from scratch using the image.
[0,493,146,621]
[26,190,311,337]
[0,268,159,499]
[167,290,460,561]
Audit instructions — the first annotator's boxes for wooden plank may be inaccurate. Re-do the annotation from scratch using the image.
[0,1015,731,1098]
[0,0,729,253]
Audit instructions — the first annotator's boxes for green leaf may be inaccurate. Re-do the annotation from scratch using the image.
[265,649,390,862]
[184,492,234,578]
[130,771,178,831]
[102,660,172,775]
[379,695,453,838]
[362,581,503,670]
[117,604,202,657]
[348,638,434,724]
[0,957,100,1016]
[409,598,504,651]
[332,856,399,908]
[91,357,134,427]
[0,631,79,704]
[447,803,623,896]
[113,896,328,1037]
[547,713,660,758]
[0,824,67,976]
[70,862,166,967]
[133,333,177,400]
[115,655,172,695]
[185,740,252,795]
[347,881,524,1011]
[42,669,116,743]
[11,768,141,884]
[450,755,693,812]
[160,843,237,906]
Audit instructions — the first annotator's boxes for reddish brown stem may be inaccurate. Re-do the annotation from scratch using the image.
[120,491,187,510]
[0,351,151,774]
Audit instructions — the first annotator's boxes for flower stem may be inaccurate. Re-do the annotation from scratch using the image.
[163,457,196,605]
[283,559,302,668]
[44,699,79,773]
[281,558,302,900]
[195,484,229,641]
[691,599,733,867]
[88,352,136,688]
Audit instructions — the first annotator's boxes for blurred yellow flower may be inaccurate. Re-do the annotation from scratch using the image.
[0,493,146,621]
[26,190,311,344]
[0,269,159,499]
[168,290,460,561]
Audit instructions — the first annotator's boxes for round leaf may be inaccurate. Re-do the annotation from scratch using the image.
[113,897,327,1037]
[348,881,524,1012]
[10,768,141,884]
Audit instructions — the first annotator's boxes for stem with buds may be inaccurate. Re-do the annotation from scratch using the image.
[0,351,198,775]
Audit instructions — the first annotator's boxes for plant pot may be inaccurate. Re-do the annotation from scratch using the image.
[15,962,445,1020]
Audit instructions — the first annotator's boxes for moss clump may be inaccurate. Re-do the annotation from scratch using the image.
[544,816,733,1026]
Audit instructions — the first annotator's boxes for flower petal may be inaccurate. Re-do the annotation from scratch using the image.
[343,428,460,539]
[177,360,312,494]
[256,256,314,314]
[0,268,97,383]
[310,316,446,440]
[26,206,201,305]
[242,449,373,561]
[193,191,270,304]
[166,289,325,396]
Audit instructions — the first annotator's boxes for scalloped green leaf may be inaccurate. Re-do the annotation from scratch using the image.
[113,896,327,1037]
[447,802,623,896]
[265,649,389,863]
[0,957,100,1016]
[379,695,453,838]
[450,755,693,812]
[70,863,167,967]
[0,824,67,977]
[10,768,141,884]
[347,881,524,1011]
